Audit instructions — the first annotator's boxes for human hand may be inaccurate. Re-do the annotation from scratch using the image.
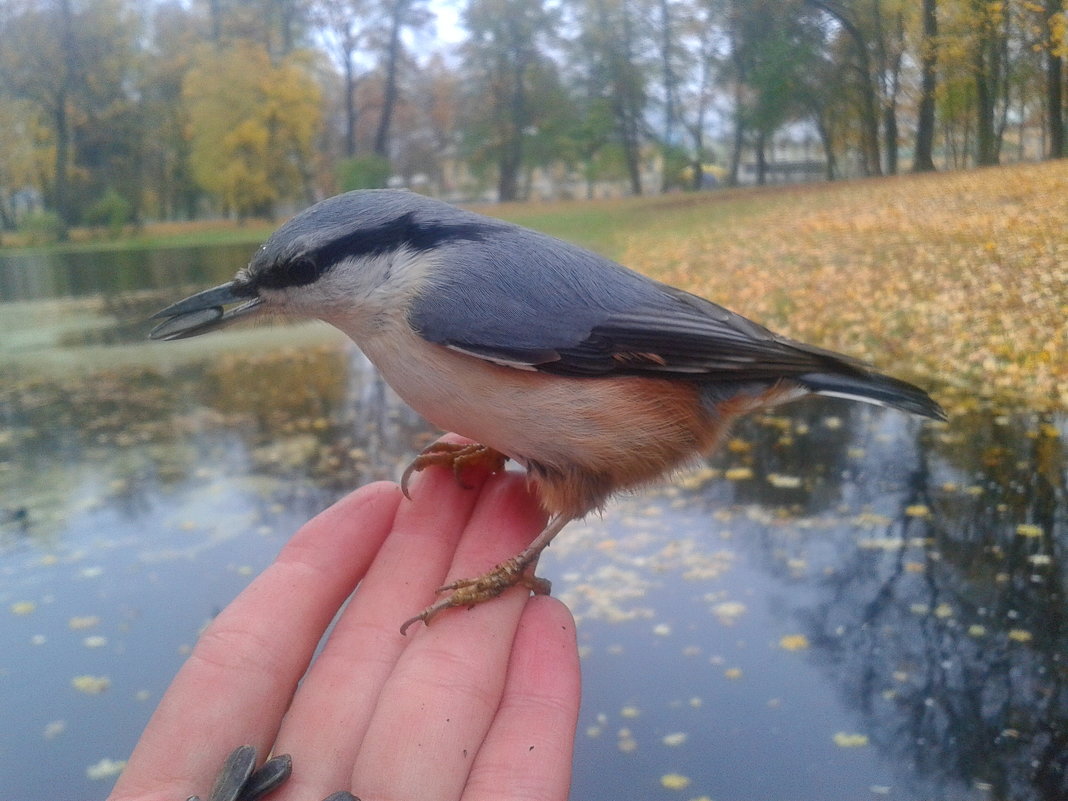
[107,438,581,801]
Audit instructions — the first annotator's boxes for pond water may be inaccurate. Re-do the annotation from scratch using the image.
[1,244,1065,801]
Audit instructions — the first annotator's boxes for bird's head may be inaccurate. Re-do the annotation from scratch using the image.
[149,190,493,341]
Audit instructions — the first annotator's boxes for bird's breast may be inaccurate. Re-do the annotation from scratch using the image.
[341,318,743,516]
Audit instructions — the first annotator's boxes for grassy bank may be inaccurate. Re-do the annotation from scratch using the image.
[0,218,275,254]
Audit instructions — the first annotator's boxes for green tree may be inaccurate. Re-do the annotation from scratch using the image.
[183,41,323,218]
[462,0,559,201]
[140,1,202,220]
[0,0,141,232]
[0,97,50,231]
[570,0,649,195]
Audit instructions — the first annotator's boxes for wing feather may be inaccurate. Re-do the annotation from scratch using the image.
[407,225,866,382]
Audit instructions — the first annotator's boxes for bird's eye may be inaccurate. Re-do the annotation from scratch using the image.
[287,256,319,287]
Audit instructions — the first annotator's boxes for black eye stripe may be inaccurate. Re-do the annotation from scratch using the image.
[312,213,492,267]
[252,213,496,291]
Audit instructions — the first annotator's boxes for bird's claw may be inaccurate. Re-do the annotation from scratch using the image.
[186,745,359,801]
[399,556,552,635]
[400,442,507,500]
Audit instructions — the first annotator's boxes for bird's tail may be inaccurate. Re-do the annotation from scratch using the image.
[797,371,946,421]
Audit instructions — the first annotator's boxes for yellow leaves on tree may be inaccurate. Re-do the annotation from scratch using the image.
[183,41,322,218]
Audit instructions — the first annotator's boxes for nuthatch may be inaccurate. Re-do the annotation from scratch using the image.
[151,189,945,633]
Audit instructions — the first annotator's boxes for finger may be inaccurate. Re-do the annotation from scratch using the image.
[271,435,507,797]
[348,472,548,801]
[462,596,580,801]
[108,482,402,801]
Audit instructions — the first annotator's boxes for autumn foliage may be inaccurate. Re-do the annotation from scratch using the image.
[609,162,1067,412]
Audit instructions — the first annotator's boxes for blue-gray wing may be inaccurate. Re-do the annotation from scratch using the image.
[407,226,864,383]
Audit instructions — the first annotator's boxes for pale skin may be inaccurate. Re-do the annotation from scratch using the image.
[107,436,581,801]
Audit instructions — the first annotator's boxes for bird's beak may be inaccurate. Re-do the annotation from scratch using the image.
[148,282,264,341]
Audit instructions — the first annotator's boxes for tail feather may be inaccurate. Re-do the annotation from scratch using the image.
[798,371,946,421]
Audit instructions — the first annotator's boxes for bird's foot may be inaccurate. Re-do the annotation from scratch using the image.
[400,556,552,636]
[400,442,508,499]
[185,745,359,801]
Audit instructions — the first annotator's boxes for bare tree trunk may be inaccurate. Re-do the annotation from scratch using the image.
[53,0,74,237]
[755,129,767,185]
[884,102,898,174]
[913,0,938,172]
[1045,0,1065,158]
[814,114,836,180]
[497,56,526,202]
[373,0,409,159]
[344,50,357,157]
[617,0,643,195]
[657,0,676,191]
[728,88,744,186]
[975,49,999,165]
[973,0,1002,166]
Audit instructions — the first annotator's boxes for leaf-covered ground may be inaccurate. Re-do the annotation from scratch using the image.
[589,163,1067,414]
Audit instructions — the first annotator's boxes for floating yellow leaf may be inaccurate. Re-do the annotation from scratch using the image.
[72,675,111,695]
[724,667,743,679]
[1008,629,1033,643]
[833,732,869,748]
[767,473,801,489]
[86,758,126,780]
[779,634,810,651]
[662,732,688,747]
[1016,524,1043,538]
[905,505,931,518]
[725,467,753,481]
[69,615,100,630]
[711,601,747,625]
[10,601,36,616]
[660,773,691,790]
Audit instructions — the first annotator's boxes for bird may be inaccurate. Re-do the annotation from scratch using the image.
[150,189,945,634]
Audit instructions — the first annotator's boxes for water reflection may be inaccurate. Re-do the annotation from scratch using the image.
[1,271,1066,800]
[0,243,250,302]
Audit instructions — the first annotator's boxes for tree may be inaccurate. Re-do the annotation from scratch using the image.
[1039,0,1066,158]
[372,0,430,160]
[675,0,727,189]
[0,0,141,232]
[725,0,826,184]
[183,41,322,218]
[462,0,559,201]
[913,0,939,171]
[140,1,203,220]
[972,0,1008,165]
[313,0,371,158]
[806,0,883,175]
[572,0,649,195]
